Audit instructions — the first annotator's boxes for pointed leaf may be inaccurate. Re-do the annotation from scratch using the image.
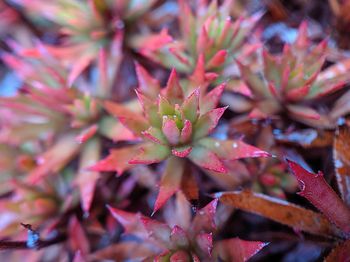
[214,238,268,262]
[206,50,227,69]
[324,240,350,262]
[193,107,227,140]
[287,104,320,120]
[189,146,227,173]
[104,101,148,135]
[90,145,139,175]
[154,157,185,213]
[198,138,270,161]
[287,160,350,234]
[181,89,199,123]
[141,217,172,248]
[196,233,213,256]
[192,199,218,234]
[180,119,193,144]
[200,83,225,114]
[163,69,184,104]
[129,143,170,164]
[135,62,161,97]
[162,118,180,145]
[172,145,193,158]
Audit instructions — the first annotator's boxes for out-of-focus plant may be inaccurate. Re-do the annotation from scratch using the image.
[0,47,134,213]
[90,192,268,261]
[10,0,158,89]
[92,64,270,212]
[227,21,350,128]
[131,0,261,74]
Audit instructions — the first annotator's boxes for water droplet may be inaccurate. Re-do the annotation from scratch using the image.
[215,142,220,147]
[232,142,238,148]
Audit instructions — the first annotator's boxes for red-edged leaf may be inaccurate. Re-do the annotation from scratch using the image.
[69,216,90,255]
[189,146,227,173]
[181,163,199,201]
[90,145,139,175]
[162,118,180,145]
[27,134,81,183]
[142,127,167,144]
[286,84,312,102]
[170,250,190,261]
[217,190,341,237]
[135,62,161,98]
[214,238,268,262]
[107,206,147,238]
[200,83,225,114]
[163,69,184,104]
[196,233,213,256]
[193,107,227,140]
[333,125,350,206]
[287,160,350,234]
[67,52,94,87]
[154,157,185,213]
[172,145,192,158]
[76,138,100,212]
[129,143,170,164]
[170,226,189,248]
[191,199,218,234]
[206,50,227,69]
[180,120,193,144]
[181,89,200,123]
[104,101,148,135]
[287,104,320,120]
[141,217,172,248]
[324,239,350,262]
[198,138,270,161]
[75,124,98,143]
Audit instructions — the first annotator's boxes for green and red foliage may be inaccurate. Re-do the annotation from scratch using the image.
[1,0,350,261]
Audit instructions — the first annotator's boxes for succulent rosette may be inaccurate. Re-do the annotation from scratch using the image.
[91,193,268,261]
[131,0,261,74]
[228,21,350,128]
[92,65,270,212]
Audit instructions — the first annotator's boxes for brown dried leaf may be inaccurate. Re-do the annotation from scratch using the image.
[217,190,341,238]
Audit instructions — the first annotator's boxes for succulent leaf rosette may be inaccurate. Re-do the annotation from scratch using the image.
[92,65,270,212]
[131,0,261,73]
[229,22,350,128]
[97,193,268,261]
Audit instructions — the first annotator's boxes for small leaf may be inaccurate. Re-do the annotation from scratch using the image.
[141,217,172,248]
[89,145,139,175]
[129,143,170,164]
[154,157,185,213]
[200,83,225,114]
[198,138,270,161]
[181,89,200,123]
[104,101,148,136]
[162,118,180,145]
[193,107,227,140]
[172,145,193,158]
[188,146,227,173]
[206,50,227,69]
[163,69,184,104]
[142,126,167,145]
[135,62,160,97]
[287,104,320,120]
[180,120,193,144]
[214,238,268,262]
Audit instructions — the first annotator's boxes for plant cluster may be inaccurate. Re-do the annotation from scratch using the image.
[0,0,350,261]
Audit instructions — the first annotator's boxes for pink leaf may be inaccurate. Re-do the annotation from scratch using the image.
[141,217,172,247]
[172,146,192,158]
[198,138,271,161]
[193,107,227,140]
[129,143,170,164]
[163,69,184,104]
[189,146,227,173]
[67,53,94,87]
[201,83,226,114]
[180,120,193,144]
[162,118,180,145]
[89,145,139,175]
[191,199,218,234]
[104,101,148,136]
[75,124,98,144]
[287,104,320,120]
[287,160,350,234]
[196,233,213,256]
[154,157,185,213]
[206,50,227,69]
[181,89,200,123]
[214,238,268,262]
[135,62,161,97]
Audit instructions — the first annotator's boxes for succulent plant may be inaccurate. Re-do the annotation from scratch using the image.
[92,64,269,212]
[96,192,268,261]
[131,0,261,74]
[228,21,350,128]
